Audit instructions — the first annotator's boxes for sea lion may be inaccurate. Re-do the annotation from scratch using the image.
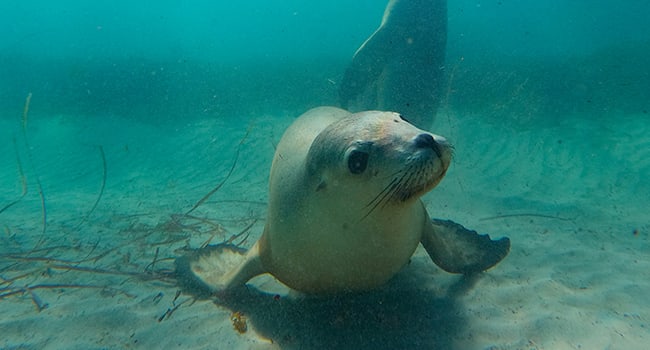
[339,0,447,130]
[177,107,509,294]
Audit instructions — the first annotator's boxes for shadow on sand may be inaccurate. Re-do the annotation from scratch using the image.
[197,267,482,350]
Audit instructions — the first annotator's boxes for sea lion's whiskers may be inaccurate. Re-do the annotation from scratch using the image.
[365,172,401,208]
[389,164,421,202]
[398,163,438,201]
[380,167,411,200]
[382,168,405,180]
[366,164,418,218]
[361,177,400,220]
[361,166,413,220]
[398,175,413,202]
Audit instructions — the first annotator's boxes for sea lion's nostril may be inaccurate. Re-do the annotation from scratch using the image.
[414,133,435,148]
[414,133,442,158]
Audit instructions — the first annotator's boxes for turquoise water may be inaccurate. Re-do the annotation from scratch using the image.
[1,1,649,349]
[2,1,648,118]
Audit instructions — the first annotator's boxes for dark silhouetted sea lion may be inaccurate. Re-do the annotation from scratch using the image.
[339,0,447,129]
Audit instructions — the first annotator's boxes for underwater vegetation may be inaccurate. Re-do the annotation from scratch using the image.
[0,95,257,318]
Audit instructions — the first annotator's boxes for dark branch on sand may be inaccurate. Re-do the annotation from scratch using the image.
[16,93,48,251]
[0,138,28,215]
[185,125,252,215]
[74,145,107,231]
[479,213,575,222]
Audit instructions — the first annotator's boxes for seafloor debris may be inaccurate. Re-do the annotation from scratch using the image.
[231,311,248,334]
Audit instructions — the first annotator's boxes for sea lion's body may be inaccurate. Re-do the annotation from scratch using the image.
[181,107,509,294]
[339,0,448,129]
[259,107,440,292]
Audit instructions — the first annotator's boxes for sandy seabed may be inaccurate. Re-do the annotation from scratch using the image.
[1,107,648,350]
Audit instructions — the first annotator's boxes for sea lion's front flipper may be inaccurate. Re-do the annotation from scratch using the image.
[175,242,265,294]
[421,216,510,275]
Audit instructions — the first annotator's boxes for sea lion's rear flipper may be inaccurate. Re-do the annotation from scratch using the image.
[175,242,265,294]
[421,217,510,274]
[339,26,390,111]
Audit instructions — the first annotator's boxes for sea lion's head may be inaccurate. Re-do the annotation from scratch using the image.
[306,111,452,215]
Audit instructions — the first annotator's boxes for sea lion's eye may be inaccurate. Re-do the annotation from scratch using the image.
[348,150,369,174]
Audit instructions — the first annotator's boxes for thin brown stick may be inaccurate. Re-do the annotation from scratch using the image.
[48,264,149,277]
[177,213,224,228]
[185,153,238,215]
[224,219,257,247]
[74,145,107,231]
[479,213,573,221]
[18,93,48,251]
[5,254,91,265]
[207,199,267,207]
[21,93,31,130]
[150,236,191,246]
[1,255,159,279]
[26,287,48,312]
[77,239,102,263]
[185,125,251,215]
[158,296,190,322]
[0,283,136,300]
[144,247,160,272]
[0,138,28,215]
[5,244,70,257]
[0,269,39,286]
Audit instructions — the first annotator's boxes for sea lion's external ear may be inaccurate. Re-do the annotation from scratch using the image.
[421,217,511,274]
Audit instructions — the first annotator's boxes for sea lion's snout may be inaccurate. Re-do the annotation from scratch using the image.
[413,133,442,158]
